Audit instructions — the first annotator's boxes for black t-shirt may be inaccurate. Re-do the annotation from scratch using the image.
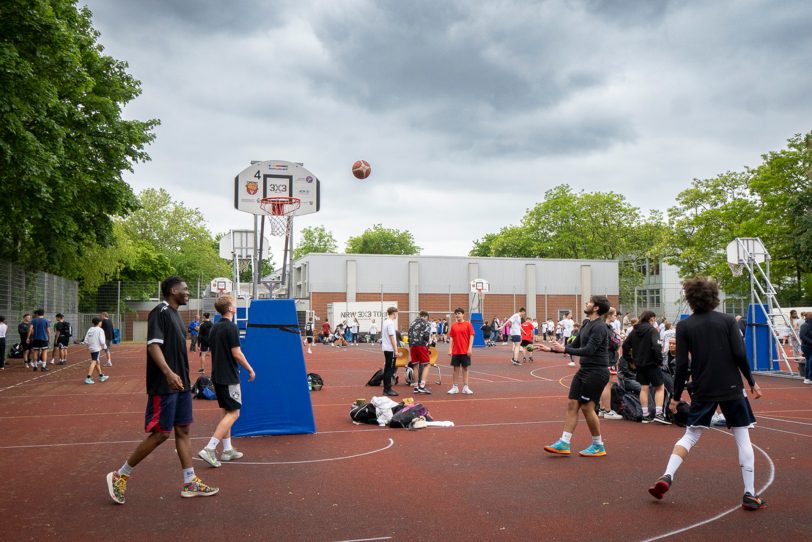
[198,320,213,343]
[146,302,190,395]
[18,322,30,339]
[55,321,71,337]
[304,322,314,337]
[101,318,114,341]
[210,319,241,385]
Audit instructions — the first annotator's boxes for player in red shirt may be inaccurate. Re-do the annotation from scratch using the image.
[521,318,535,363]
[321,321,331,344]
[447,307,475,395]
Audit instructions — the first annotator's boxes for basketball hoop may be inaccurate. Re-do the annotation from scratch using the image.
[728,262,744,277]
[259,197,300,236]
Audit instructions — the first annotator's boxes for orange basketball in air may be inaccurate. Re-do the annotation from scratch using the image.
[352,160,371,179]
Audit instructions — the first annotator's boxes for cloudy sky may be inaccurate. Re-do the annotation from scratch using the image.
[84,0,811,264]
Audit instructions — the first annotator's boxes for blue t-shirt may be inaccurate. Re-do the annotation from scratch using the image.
[31,317,50,341]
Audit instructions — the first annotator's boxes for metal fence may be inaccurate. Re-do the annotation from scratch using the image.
[0,260,79,327]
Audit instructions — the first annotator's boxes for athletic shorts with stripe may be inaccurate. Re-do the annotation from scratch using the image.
[144,391,193,433]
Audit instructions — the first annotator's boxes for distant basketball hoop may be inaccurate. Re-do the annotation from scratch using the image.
[260,196,300,237]
[210,277,233,297]
[726,238,767,277]
[470,279,490,294]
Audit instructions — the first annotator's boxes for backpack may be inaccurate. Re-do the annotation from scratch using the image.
[621,392,643,422]
[350,403,378,424]
[610,382,625,414]
[607,326,621,352]
[9,343,23,359]
[367,369,384,387]
[390,403,430,428]
[307,373,324,391]
[193,375,216,400]
[61,322,72,337]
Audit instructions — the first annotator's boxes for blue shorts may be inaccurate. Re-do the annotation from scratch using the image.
[511,335,522,343]
[144,391,193,433]
[687,393,756,429]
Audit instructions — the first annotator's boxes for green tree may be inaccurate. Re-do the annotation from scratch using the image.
[0,0,158,274]
[293,225,338,259]
[346,224,421,255]
[123,188,230,282]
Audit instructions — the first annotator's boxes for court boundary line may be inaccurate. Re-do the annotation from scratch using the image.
[192,438,394,465]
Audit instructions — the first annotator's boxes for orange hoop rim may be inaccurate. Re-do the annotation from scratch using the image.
[259,196,300,216]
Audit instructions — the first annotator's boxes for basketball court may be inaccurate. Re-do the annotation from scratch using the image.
[0,341,808,541]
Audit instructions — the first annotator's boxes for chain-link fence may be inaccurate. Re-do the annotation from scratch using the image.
[0,260,79,327]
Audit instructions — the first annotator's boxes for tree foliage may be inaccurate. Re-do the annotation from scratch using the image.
[293,225,338,260]
[666,132,812,303]
[346,224,421,255]
[0,0,158,274]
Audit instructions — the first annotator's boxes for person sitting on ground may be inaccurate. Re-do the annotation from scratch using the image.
[333,325,348,347]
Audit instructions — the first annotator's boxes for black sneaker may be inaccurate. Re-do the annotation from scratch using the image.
[419,386,432,395]
[41,366,49,372]
[383,389,399,397]
[413,387,422,394]
[648,474,672,499]
[642,415,653,424]
[653,414,672,425]
[32,366,38,372]
[742,492,767,510]
[511,359,521,366]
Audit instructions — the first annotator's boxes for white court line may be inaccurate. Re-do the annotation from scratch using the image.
[759,415,812,427]
[334,537,392,542]
[642,430,775,542]
[0,362,82,393]
[528,368,554,382]
[466,369,524,382]
[754,425,812,438]
[192,438,394,465]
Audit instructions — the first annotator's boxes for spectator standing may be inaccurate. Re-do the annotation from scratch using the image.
[380,307,400,397]
[0,316,7,370]
[800,311,812,384]
[368,319,378,344]
[27,309,51,371]
[197,313,213,373]
[100,312,115,367]
[447,307,475,395]
[52,313,72,365]
[623,311,670,424]
[18,313,31,368]
[408,311,433,394]
[188,315,200,353]
[351,318,360,345]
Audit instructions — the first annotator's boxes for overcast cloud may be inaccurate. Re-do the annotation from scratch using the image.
[83,0,812,264]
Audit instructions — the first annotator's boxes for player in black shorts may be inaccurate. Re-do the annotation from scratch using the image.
[304,318,314,354]
[18,314,31,368]
[622,310,670,424]
[196,312,213,373]
[106,276,218,504]
[538,295,612,457]
[648,277,765,510]
[198,295,256,468]
[52,313,71,365]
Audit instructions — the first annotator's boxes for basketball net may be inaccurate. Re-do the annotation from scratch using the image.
[260,197,300,237]
[728,262,744,277]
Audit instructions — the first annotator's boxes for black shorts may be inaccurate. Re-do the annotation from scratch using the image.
[20,338,31,351]
[56,336,70,348]
[568,367,610,404]
[687,393,756,429]
[305,336,313,344]
[520,339,532,347]
[636,365,665,387]
[91,351,100,361]
[198,340,210,353]
[144,391,193,433]
[214,383,242,411]
[31,339,49,350]
[450,354,471,368]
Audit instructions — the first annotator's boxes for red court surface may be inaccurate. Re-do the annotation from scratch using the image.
[1,341,810,541]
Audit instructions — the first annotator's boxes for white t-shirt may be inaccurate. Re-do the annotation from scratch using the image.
[430,321,437,333]
[351,323,359,333]
[561,318,574,338]
[0,322,7,338]
[508,313,522,336]
[369,324,378,335]
[541,322,548,333]
[381,319,397,352]
[611,319,621,334]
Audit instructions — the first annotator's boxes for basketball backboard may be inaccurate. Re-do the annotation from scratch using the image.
[219,230,271,260]
[234,160,320,217]
[470,278,490,293]
[726,238,768,265]
[210,277,233,294]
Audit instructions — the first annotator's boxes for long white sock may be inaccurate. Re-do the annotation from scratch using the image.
[664,454,683,478]
[206,437,219,450]
[561,431,573,444]
[183,467,195,484]
[732,427,756,495]
[119,462,133,477]
[223,438,233,451]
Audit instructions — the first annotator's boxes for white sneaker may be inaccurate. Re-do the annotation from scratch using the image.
[804,379,812,384]
[603,410,623,420]
[105,361,112,367]
[567,361,575,367]
[462,386,474,395]
[448,385,459,395]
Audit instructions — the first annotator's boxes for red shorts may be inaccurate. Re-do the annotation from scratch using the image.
[410,345,430,363]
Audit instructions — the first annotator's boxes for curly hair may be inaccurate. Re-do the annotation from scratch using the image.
[683,277,720,313]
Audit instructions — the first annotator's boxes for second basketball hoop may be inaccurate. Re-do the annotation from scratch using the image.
[260,196,300,236]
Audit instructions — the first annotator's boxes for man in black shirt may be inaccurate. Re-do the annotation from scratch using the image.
[198,295,255,468]
[18,313,31,368]
[648,277,765,510]
[197,312,213,373]
[52,313,72,365]
[106,276,218,504]
[538,295,612,457]
[100,311,115,367]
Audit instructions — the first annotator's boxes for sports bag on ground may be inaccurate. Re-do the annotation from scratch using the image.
[9,343,23,359]
[389,403,430,428]
[307,373,324,391]
[621,392,643,422]
[350,403,378,424]
[367,369,384,386]
[193,374,216,400]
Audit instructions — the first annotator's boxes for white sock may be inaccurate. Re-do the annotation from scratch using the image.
[642,406,650,417]
[655,406,663,416]
[206,437,219,450]
[223,438,233,452]
[119,462,133,477]
[665,454,683,478]
[592,435,603,445]
[561,431,573,444]
[733,427,756,494]
[183,467,195,484]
